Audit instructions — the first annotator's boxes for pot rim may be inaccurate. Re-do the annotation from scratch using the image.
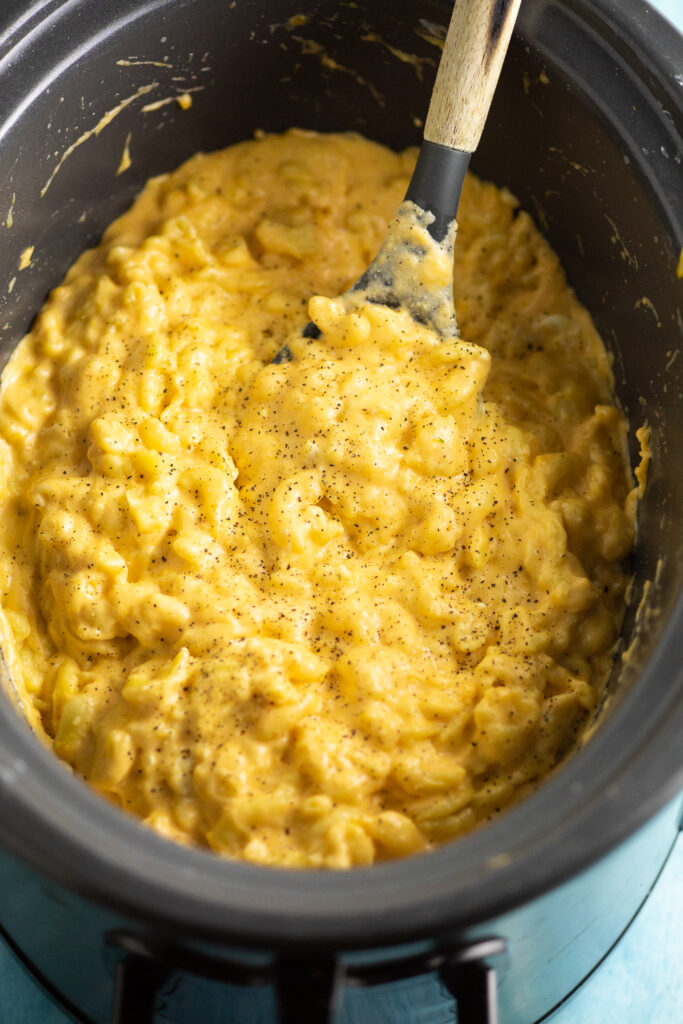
[0,0,682,951]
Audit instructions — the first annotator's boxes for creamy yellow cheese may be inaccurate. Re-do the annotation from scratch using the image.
[0,130,636,867]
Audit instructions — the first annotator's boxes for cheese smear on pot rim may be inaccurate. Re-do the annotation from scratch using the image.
[0,130,637,868]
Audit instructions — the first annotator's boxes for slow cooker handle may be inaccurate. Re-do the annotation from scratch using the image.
[440,951,502,1024]
[109,930,506,1023]
[340,936,507,1024]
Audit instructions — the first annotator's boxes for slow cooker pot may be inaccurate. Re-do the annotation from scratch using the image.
[0,1,681,1022]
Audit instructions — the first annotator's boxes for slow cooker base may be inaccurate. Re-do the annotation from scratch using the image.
[1,799,680,1024]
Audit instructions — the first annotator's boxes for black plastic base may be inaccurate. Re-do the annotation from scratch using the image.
[405,140,471,240]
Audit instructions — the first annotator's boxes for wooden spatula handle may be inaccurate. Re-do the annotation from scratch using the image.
[424,0,522,153]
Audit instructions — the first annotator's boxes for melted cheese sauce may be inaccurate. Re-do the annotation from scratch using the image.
[0,130,636,867]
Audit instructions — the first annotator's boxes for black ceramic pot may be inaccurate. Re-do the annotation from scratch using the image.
[0,2,681,1023]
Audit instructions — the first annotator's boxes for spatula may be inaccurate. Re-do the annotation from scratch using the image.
[273,0,521,362]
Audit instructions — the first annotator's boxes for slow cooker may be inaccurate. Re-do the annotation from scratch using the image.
[0,1,681,1022]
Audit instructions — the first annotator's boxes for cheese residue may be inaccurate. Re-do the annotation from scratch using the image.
[40,83,158,197]
[117,132,132,175]
[0,130,637,868]
[18,246,34,270]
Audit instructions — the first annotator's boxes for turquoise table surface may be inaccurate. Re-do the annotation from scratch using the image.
[1,1,681,1021]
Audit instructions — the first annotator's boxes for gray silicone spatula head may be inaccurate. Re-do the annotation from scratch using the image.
[273,0,522,362]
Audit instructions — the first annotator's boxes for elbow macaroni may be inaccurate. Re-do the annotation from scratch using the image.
[0,130,637,867]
